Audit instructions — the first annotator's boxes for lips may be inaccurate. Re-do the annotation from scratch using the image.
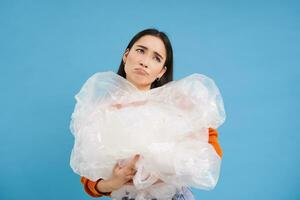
[134,68,148,76]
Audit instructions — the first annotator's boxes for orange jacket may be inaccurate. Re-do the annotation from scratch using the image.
[80,128,222,198]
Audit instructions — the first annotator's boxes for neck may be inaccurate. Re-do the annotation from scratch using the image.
[134,83,151,91]
[127,79,151,91]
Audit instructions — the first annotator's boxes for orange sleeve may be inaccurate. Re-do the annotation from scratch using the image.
[208,128,223,158]
[80,177,111,198]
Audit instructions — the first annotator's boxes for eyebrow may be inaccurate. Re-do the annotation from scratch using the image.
[136,45,164,60]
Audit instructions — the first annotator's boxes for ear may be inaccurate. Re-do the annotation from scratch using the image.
[122,48,130,64]
[158,66,167,78]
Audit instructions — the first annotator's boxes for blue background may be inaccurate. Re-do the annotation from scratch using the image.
[0,1,299,199]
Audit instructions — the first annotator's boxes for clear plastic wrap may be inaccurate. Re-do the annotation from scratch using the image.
[70,71,226,200]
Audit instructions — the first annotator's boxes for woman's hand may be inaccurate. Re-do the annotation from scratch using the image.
[105,154,140,191]
[111,154,140,188]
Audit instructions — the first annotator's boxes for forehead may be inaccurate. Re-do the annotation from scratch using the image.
[133,35,166,57]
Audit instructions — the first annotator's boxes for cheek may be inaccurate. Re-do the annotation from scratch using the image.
[124,54,137,73]
[127,52,141,64]
[150,65,164,76]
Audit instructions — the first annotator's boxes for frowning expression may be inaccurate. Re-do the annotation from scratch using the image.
[123,35,167,91]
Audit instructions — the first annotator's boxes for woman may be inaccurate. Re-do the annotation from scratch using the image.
[79,28,223,199]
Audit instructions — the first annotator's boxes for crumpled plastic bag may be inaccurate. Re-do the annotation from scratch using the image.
[69,71,226,200]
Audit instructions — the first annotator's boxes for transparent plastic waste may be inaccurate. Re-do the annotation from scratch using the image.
[70,71,226,200]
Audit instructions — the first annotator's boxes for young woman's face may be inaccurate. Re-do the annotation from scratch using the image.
[123,35,167,91]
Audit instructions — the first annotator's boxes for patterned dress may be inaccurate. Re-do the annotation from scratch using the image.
[171,187,195,200]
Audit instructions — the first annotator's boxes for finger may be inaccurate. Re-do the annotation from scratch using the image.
[124,180,134,185]
[125,169,137,176]
[131,168,137,174]
[125,174,134,181]
[126,154,140,169]
[113,162,121,172]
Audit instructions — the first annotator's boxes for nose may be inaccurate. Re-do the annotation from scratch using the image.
[139,56,150,68]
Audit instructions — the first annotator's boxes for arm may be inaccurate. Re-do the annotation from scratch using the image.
[80,177,112,198]
[80,155,140,198]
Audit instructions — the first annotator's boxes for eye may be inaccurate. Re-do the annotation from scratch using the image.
[136,48,144,54]
[154,56,161,63]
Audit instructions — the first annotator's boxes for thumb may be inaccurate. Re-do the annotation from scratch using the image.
[113,161,120,172]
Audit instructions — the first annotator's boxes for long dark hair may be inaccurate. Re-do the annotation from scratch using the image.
[117,28,173,89]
